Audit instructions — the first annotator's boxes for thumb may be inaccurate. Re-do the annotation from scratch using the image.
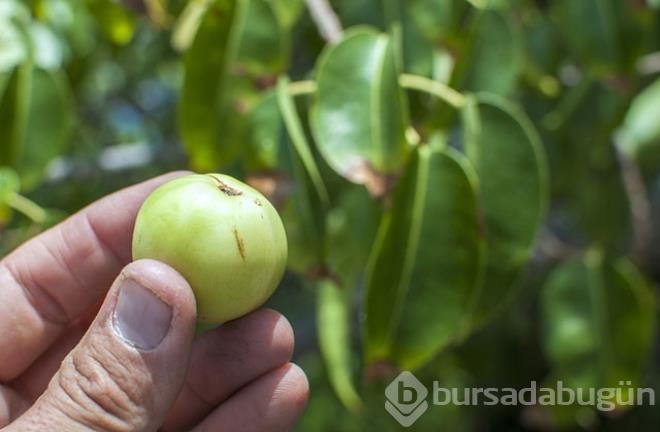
[9,259,197,432]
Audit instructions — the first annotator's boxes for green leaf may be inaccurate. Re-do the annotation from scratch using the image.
[466,0,519,9]
[0,65,30,169]
[616,77,660,173]
[553,0,618,67]
[406,0,459,42]
[551,0,641,73]
[332,0,386,29]
[541,253,655,420]
[28,23,65,70]
[571,139,631,251]
[0,64,70,190]
[236,0,288,75]
[246,91,325,274]
[17,68,73,189]
[179,0,288,170]
[0,0,30,22]
[543,81,631,249]
[178,0,238,170]
[462,93,548,325]
[365,145,484,370]
[246,90,283,171]
[86,0,136,45]
[0,15,29,72]
[317,279,363,413]
[280,166,326,274]
[276,76,329,209]
[0,166,20,223]
[171,0,213,52]
[270,0,304,29]
[325,184,381,288]
[458,10,522,95]
[311,28,409,183]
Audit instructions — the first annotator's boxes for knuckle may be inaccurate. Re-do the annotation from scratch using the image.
[56,344,150,431]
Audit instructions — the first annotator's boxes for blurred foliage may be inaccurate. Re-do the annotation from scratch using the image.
[1,0,660,430]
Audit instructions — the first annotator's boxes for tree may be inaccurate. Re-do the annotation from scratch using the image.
[1,0,660,430]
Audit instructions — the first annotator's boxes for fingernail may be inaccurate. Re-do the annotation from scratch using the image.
[113,279,172,350]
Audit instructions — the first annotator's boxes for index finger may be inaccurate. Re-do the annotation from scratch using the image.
[0,172,188,381]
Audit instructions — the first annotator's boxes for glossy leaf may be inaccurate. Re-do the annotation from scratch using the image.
[617,77,660,172]
[0,15,28,72]
[317,279,363,413]
[0,0,30,22]
[553,0,618,68]
[280,165,326,274]
[179,0,288,171]
[86,0,136,45]
[246,91,325,274]
[325,184,381,288]
[0,66,28,167]
[551,0,642,73]
[544,81,632,250]
[458,10,522,95]
[270,0,304,29]
[18,68,73,189]
[235,0,288,75]
[246,90,283,170]
[365,145,484,370]
[28,23,65,70]
[541,253,655,419]
[276,76,329,208]
[332,0,385,29]
[462,93,548,325]
[311,28,409,184]
[406,0,459,42]
[171,0,213,52]
[466,0,516,9]
[178,0,239,170]
[0,65,71,189]
[0,167,20,223]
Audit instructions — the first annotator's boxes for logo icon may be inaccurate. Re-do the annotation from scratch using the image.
[385,371,428,427]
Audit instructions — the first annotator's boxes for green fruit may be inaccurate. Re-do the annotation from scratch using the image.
[132,173,288,323]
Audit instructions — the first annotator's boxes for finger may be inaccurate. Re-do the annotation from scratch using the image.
[0,386,29,428]
[11,318,88,402]
[191,363,309,432]
[161,309,294,431]
[5,259,197,431]
[2,304,99,425]
[0,171,188,381]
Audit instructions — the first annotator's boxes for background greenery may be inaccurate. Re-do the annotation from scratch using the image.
[1,0,660,430]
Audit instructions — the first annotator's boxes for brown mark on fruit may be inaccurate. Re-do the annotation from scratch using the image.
[233,227,246,262]
[208,174,242,196]
[253,198,262,206]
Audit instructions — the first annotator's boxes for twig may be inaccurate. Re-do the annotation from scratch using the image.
[398,73,467,108]
[636,51,660,76]
[305,0,343,43]
[617,149,653,270]
[6,193,47,224]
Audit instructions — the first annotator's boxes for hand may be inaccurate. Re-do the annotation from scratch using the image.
[0,173,309,431]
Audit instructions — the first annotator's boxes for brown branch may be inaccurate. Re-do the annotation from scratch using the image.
[617,149,653,270]
[305,0,343,43]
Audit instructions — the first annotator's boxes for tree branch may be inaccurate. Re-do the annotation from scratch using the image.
[305,0,343,43]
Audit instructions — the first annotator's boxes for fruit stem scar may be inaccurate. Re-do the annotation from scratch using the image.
[233,227,246,262]
[207,174,242,196]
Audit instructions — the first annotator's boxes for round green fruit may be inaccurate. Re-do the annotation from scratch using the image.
[132,173,288,324]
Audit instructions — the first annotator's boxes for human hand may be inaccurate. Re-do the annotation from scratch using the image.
[0,173,309,431]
